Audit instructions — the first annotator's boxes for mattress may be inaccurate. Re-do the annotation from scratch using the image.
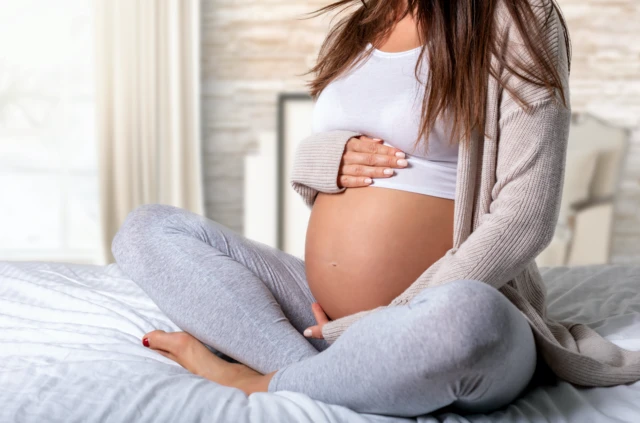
[0,261,639,423]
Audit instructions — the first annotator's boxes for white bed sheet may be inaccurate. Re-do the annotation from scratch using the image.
[0,261,639,423]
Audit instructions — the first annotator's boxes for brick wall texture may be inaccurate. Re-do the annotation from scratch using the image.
[201,0,640,263]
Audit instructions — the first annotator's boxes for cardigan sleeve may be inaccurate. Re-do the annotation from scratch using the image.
[289,129,362,209]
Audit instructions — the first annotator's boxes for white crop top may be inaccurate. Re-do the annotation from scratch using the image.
[311,42,459,200]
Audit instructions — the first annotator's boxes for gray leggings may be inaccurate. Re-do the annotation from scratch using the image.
[111,204,538,418]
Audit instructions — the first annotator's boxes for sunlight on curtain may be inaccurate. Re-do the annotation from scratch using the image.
[0,0,100,263]
[95,0,204,263]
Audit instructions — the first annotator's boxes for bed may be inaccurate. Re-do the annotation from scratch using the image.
[1,261,639,423]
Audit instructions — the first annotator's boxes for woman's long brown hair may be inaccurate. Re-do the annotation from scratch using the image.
[299,0,571,151]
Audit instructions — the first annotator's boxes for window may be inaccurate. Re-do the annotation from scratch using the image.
[0,0,101,263]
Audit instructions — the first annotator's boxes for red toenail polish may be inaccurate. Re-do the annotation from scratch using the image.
[142,337,150,347]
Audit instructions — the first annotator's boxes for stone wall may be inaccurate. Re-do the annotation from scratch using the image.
[201,0,640,263]
[201,0,330,231]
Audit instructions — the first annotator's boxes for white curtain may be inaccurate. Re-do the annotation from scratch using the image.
[95,0,204,262]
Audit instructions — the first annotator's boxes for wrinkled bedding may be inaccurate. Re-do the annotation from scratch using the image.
[0,261,639,423]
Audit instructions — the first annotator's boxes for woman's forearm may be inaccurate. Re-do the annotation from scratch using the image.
[290,129,361,208]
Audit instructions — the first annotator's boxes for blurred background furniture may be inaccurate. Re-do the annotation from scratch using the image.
[536,113,629,267]
[244,94,630,267]
[244,93,314,260]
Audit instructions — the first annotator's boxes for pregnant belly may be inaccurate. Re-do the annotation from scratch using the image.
[305,186,454,321]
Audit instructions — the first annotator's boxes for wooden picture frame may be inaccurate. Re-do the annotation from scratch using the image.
[276,92,315,259]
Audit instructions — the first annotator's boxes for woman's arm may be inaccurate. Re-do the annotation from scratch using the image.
[291,130,406,207]
[290,130,362,209]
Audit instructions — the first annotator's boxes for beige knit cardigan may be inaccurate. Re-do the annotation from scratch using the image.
[289,0,640,387]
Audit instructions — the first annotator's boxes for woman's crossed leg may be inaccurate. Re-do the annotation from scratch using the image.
[112,203,328,373]
[112,204,537,417]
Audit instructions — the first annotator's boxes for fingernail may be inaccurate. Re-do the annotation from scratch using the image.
[383,168,394,175]
[395,151,405,158]
[364,178,372,184]
[372,138,382,141]
[303,329,313,337]
[397,159,408,167]
[142,337,150,347]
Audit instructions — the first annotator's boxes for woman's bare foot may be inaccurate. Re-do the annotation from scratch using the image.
[141,330,276,395]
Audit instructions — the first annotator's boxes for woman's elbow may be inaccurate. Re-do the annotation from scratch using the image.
[517,217,557,260]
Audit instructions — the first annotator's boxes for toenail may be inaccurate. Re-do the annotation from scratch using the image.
[142,337,150,347]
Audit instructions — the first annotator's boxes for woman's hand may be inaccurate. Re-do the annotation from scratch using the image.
[303,303,330,339]
[337,136,408,189]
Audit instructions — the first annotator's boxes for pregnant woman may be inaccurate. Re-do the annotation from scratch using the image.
[113,0,640,418]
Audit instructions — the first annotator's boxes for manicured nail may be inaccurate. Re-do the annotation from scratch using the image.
[383,168,394,175]
[395,151,405,158]
[372,138,382,142]
[142,337,150,347]
[397,159,408,167]
[303,329,313,337]
[364,178,372,184]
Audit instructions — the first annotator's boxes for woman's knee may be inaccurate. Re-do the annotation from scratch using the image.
[364,280,535,414]
[111,204,184,260]
[408,279,529,366]
[438,283,537,411]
